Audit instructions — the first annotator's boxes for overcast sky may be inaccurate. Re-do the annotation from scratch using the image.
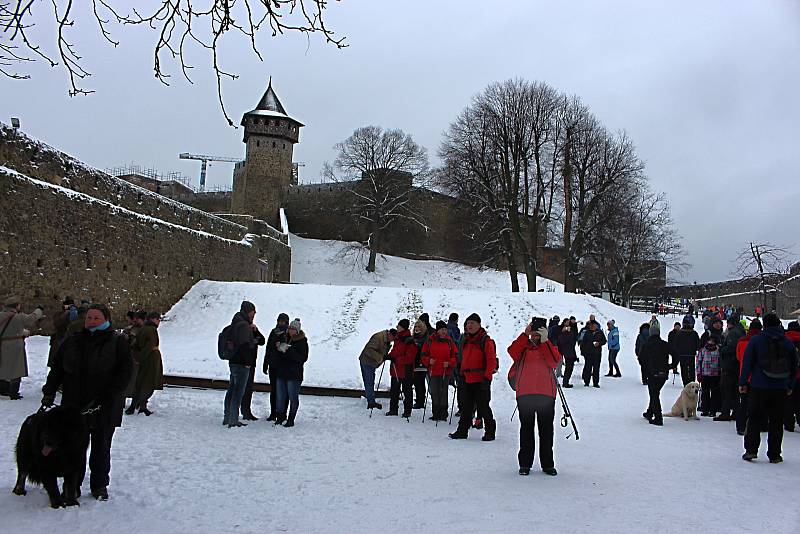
[2,0,798,284]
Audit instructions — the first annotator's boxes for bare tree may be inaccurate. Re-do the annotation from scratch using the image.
[327,125,429,273]
[1,0,345,124]
[733,242,793,312]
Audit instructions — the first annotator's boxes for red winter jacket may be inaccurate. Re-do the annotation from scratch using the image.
[786,330,800,380]
[736,329,761,382]
[389,329,417,379]
[508,334,562,399]
[459,329,497,384]
[422,335,457,377]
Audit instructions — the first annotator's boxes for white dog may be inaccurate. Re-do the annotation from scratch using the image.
[664,381,701,421]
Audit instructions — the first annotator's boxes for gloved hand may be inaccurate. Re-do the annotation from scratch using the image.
[41,393,55,407]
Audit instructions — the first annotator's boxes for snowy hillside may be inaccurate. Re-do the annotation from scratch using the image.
[290,234,563,292]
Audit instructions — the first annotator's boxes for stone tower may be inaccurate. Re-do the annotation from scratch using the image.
[231,80,303,228]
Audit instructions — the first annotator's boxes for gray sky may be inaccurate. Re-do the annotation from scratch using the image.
[2,0,798,283]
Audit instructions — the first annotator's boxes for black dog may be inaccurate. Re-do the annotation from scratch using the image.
[13,405,88,508]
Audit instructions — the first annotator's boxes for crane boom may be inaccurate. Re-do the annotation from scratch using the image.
[179,152,242,191]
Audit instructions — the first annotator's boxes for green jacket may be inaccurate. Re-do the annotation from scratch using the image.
[359,330,392,368]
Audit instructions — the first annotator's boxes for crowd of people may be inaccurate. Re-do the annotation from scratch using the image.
[3,292,798,504]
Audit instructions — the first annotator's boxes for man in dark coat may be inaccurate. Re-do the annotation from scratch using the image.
[263,313,289,421]
[635,323,650,385]
[671,318,701,386]
[640,321,675,426]
[715,317,746,421]
[223,301,265,428]
[740,313,797,463]
[579,321,606,388]
[42,304,133,501]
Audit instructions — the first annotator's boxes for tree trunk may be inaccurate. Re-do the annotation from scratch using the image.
[562,128,575,292]
[366,224,379,273]
[502,231,520,292]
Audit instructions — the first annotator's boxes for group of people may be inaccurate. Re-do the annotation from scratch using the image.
[121,310,164,416]
[637,310,798,463]
[220,302,309,429]
[545,314,621,389]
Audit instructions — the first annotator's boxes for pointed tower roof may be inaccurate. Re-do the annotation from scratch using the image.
[256,78,288,115]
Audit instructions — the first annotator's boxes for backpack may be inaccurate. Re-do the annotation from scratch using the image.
[217,324,236,360]
[456,335,498,374]
[760,336,793,380]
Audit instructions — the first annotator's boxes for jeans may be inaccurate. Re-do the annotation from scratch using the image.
[517,394,555,469]
[361,362,377,404]
[275,377,301,420]
[240,365,256,417]
[745,388,787,459]
[79,426,115,492]
[223,364,250,425]
[607,349,620,375]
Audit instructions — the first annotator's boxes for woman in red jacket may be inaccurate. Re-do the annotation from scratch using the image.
[422,320,457,421]
[508,319,562,476]
[387,319,417,418]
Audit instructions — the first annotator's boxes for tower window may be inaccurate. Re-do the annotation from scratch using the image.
[273,141,276,148]
[256,140,260,147]
[283,143,286,149]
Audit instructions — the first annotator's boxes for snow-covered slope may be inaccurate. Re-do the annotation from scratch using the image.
[290,234,563,292]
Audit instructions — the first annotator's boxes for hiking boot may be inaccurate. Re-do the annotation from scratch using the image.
[402,411,412,419]
[605,372,614,377]
[481,420,496,441]
[242,413,259,421]
[139,407,153,417]
[593,384,600,388]
[613,373,622,378]
[367,402,383,410]
[649,415,663,426]
[228,421,247,428]
[769,456,783,464]
[413,402,425,409]
[742,452,757,462]
[274,414,286,425]
[584,382,590,387]
[563,383,573,388]
[542,467,558,476]
[643,411,652,420]
[125,406,136,415]
[91,487,109,501]
[265,414,276,422]
[283,419,295,428]
[518,467,530,476]
[449,424,469,439]
[385,410,398,416]
[713,414,732,422]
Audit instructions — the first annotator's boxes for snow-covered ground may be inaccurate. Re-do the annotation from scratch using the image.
[3,336,798,533]
[3,237,799,533]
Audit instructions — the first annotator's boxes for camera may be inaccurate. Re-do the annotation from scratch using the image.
[531,317,547,329]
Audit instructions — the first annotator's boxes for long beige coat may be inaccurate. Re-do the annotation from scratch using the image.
[0,307,44,380]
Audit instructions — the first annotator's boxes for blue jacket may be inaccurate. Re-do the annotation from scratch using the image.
[447,320,461,345]
[740,327,797,390]
[607,326,620,351]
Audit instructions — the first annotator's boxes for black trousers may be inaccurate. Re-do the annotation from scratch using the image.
[517,394,555,469]
[582,354,601,386]
[79,425,116,492]
[638,359,648,385]
[0,378,21,396]
[719,368,739,417]
[679,355,695,387]
[785,384,800,430]
[389,372,413,416]
[429,376,449,417]
[647,374,667,416]
[413,369,427,406]
[745,388,787,459]
[562,359,576,384]
[240,365,256,417]
[700,376,721,414]
[457,381,493,432]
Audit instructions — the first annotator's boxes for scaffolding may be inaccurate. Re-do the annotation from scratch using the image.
[106,163,195,190]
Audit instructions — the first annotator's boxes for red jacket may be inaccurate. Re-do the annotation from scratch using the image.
[459,329,497,383]
[422,335,457,377]
[389,329,417,379]
[786,330,800,380]
[736,329,761,381]
[508,334,562,399]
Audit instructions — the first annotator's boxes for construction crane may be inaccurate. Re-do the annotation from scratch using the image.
[179,153,241,191]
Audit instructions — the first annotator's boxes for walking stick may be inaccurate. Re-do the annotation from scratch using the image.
[422,373,431,423]
[448,380,458,425]
[370,361,386,419]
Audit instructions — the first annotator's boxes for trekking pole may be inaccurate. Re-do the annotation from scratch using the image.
[370,361,387,419]
[551,368,580,440]
[436,374,447,428]
[448,381,458,425]
[422,373,431,423]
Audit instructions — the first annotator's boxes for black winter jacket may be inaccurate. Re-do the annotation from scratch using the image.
[44,327,133,428]
[557,329,578,361]
[720,323,746,370]
[671,328,700,356]
[641,335,674,377]
[579,330,606,358]
[271,331,309,381]
[228,312,265,366]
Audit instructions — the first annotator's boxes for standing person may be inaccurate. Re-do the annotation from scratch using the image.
[740,313,797,463]
[271,319,309,427]
[715,317,746,422]
[359,328,396,410]
[640,320,674,426]
[386,319,416,418]
[449,313,497,441]
[783,322,800,432]
[701,317,724,346]
[42,304,133,501]
[0,297,44,399]
[579,320,606,388]
[508,319,562,476]
[548,317,563,378]
[223,301,265,428]
[672,318,701,386]
[263,313,289,421]
[697,338,722,417]
[239,307,268,421]
[48,297,76,368]
[421,321,457,421]
[126,312,163,416]
[122,311,143,402]
[635,323,650,385]
[667,322,681,347]
[736,319,762,436]
[557,318,578,388]
[412,319,430,409]
[447,313,461,345]
[605,320,621,378]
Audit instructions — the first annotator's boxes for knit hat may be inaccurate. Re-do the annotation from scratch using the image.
[63,296,75,306]
[465,313,481,324]
[435,320,448,331]
[787,321,800,332]
[277,312,290,323]
[649,320,661,338]
[749,318,762,331]
[682,315,694,327]
[607,319,615,327]
[288,318,301,332]
[397,319,410,330]
[763,313,781,328]
[240,301,256,314]
[448,312,459,322]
